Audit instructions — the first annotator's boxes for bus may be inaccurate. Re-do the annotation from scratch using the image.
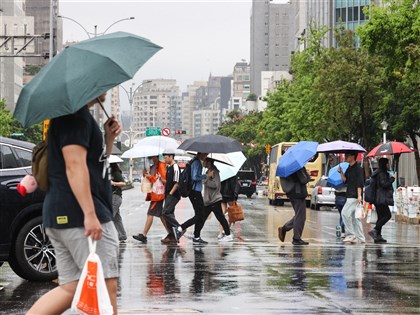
[268,142,326,206]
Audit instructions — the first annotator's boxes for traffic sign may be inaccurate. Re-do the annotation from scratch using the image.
[146,127,161,137]
[161,127,171,136]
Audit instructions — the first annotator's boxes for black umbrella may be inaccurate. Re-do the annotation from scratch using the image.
[178,135,242,154]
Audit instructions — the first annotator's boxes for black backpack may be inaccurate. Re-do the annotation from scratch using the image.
[364,176,377,203]
[178,158,197,198]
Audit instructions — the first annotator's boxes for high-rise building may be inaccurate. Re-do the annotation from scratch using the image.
[132,79,180,137]
[181,81,207,137]
[250,0,292,97]
[0,1,25,110]
[193,101,221,137]
[231,61,251,110]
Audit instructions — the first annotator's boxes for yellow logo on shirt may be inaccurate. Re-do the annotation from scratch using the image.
[56,216,68,224]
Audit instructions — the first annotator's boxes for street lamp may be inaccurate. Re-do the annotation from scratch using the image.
[120,80,152,182]
[381,120,388,144]
[57,15,135,38]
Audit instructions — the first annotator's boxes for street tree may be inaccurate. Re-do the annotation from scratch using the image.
[358,0,420,183]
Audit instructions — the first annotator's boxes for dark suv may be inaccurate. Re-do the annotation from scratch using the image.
[0,136,57,281]
[237,170,257,198]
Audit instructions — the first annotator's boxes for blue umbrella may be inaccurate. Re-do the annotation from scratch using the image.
[327,162,349,187]
[276,141,318,177]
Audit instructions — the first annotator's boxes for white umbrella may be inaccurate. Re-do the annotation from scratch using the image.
[121,136,179,158]
[214,151,247,182]
[109,155,123,163]
[187,151,234,166]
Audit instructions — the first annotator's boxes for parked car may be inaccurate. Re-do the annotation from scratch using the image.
[310,176,336,210]
[237,170,257,198]
[0,137,57,281]
[132,175,141,183]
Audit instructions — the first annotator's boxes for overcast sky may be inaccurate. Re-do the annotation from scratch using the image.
[60,0,252,96]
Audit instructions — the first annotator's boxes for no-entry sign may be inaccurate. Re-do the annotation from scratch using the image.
[162,127,171,136]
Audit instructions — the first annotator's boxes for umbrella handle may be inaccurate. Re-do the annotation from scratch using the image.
[96,98,110,119]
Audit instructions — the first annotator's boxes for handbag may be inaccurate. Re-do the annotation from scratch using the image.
[141,176,153,193]
[71,237,113,315]
[355,202,366,219]
[227,201,244,225]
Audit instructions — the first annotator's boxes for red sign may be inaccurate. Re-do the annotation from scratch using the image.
[162,127,171,136]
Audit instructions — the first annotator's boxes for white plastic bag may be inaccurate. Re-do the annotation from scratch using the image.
[355,202,366,219]
[141,176,153,193]
[152,177,165,195]
[366,209,378,224]
[71,237,113,315]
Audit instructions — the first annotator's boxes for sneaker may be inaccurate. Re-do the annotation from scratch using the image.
[343,235,356,244]
[133,234,147,243]
[374,236,387,243]
[217,232,225,240]
[219,234,233,242]
[292,238,309,245]
[340,233,347,239]
[368,229,378,240]
[184,231,195,240]
[172,226,184,242]
[192,237,208,245]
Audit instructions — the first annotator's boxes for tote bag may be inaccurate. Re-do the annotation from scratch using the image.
[227,201,244,225]
[71,238,113,315]
[141,176,153,193]
[152,177,165,195]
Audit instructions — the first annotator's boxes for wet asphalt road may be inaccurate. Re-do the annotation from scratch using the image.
[1,184,419,314]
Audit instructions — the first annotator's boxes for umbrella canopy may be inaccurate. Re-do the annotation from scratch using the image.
[317,140,366,153]
[109,155,123,163]
[213,151,247,182]
[327,162,349,187]
[367,142,414,157]
[187,152,234,166]
[276,141,318,178]
[14,32,162,127]
[121,136,179,158]
[177,135,242,154]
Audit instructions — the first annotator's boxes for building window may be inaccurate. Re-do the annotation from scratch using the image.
[354,6,359,21]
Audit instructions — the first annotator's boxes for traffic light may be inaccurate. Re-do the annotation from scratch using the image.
[175,130,186,135]
[265,144,271,154]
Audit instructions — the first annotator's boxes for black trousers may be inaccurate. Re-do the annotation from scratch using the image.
[200,200,230,236]
[374,204,392,235]
[181,190,206,238]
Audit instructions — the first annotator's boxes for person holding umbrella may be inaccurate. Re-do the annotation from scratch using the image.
[368,158,396,243]
[277,141,317,245]
[338,151,366,244]
[27,93,121,315]
[133,155,167,244]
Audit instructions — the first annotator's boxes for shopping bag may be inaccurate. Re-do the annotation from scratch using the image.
[366,207,378,224]
[227,201,244,225]
[71,237,113,315]
[355,202,366,219]
[152,177,165,195]
[141,176,153,193]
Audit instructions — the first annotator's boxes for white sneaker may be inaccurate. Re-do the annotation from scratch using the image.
[184,231,194,240]
[219,234,233,242]
[217,232,225,240]
[343,235,356,243]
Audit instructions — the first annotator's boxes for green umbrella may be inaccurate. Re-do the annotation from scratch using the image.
[14,32,162,127]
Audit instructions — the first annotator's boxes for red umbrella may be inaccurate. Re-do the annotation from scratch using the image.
[367,141,414,157]
[367,141,415,187]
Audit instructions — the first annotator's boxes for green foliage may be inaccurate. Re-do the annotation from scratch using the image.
[24,65,42,76]
[0,98,43,143]
[246,93,257,102]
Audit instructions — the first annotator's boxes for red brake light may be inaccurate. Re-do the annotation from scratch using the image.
[310,170,319,177]
[317,186,323,194]
[251,181,257,185]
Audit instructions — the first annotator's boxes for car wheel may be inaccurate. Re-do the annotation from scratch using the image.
[269,199,273,205]
[9,216,57,281]
[310,201,315,210]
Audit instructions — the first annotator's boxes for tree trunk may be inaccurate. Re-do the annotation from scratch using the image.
[409,132,420,185]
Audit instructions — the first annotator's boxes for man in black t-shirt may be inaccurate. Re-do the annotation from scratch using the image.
[28,93,122,315]
[161,149,182,244]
